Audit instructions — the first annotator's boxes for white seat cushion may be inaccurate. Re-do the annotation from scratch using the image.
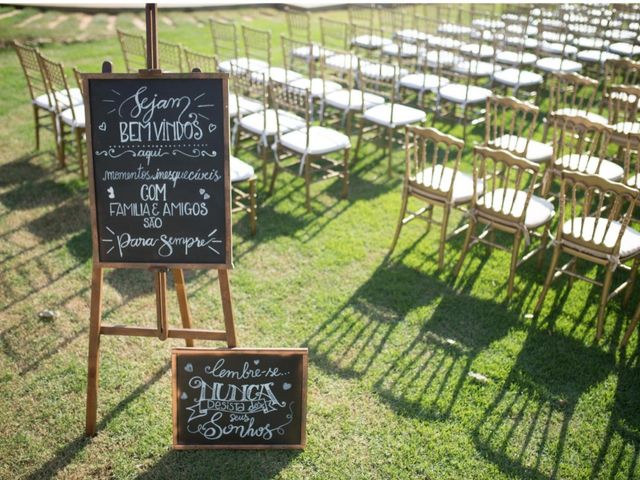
[360,62,406,79]
[381,42,419,58]
[608,42,640,57]
[288,78,342,98]
[605,29,637,41]
[535,57,583,73]
[539,42,579,56]
[362,103,426,128]
[414,165,482,204]
[33,87,83,111]
[438,84,492,105]
[613,122,640,135]
[324,53,361,71]
[422,50,463,68]
[505,36,538,49]
[395,29,428,43]
[351,34,392,49]
[324,89,385,112]
[495,50,537,66]
[556,154,624,182]
[479,188,554,228]
[438,23,472,35]
[493,68,543,87]
[552,108,607,125]
[459,43,495,58]
[253,67,304,83]
[562,217,640,257]
[291,44,324,60]
[279,126,350,156]
[218,57,269,74]
[626,173,640,189]
[239,109,305,137]
[452,60,499,77]
[230,156,255,183]
[425,36,462,50]
[399,73,449,92]
[228,94,264,118]
[60,107,85,129]
[472,18,505,30]
[489,135,553,163]
[574,37,607,49]
[576,49,620,63]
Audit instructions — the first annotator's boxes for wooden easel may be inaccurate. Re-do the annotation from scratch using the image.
[85,3,237,437]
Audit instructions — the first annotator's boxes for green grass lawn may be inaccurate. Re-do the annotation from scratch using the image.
[0,5,639,479]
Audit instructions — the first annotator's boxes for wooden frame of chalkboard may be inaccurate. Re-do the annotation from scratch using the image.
[171,348,308,450]
[82,72,232,270]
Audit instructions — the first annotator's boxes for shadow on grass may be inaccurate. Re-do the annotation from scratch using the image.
[25,362,171,480]
[472,328,619,479]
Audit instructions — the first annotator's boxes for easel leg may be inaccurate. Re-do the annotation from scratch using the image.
[172,268,194,347]
[85,266,103,436]
[218,269,237,347]
[154,269,169,341]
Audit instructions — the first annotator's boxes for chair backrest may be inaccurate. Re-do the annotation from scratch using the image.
[348,5,374,28]
[557,170,638,257]
[12,41,47,102]
[404,125,464,202]
[607,84,640,128]
[117,29,146,73]
[269,80,311,142]
[359,59,398,104]
[39,54,78,119]
[281,35,314,78]
[158,40,183,72]
[485,95,540,158]
[548,72,599,115]
[209,19,238,62]
[377,5,405,33]
[603,59,640,104]
[230,63,267,105]
[551,113,613,174]
[285,7,311,43]
[350,23,387,58]
[535,20,572,65]
[320,17,349,51]
[472,145,541,225]
[72,67,84,96]
[242,25,271,66]
[183,48,218,73]
[622,132,640,189]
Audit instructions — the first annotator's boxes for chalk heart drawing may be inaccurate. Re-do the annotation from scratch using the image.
[208,123,216,133]
[184,363,193,373]
[253,359,260,365]
[282,382,292,391]
[180,392,188,400]
[107,186,115,199]
[98,121,107,132]
[203,193,210,200]
[199,188,205,195]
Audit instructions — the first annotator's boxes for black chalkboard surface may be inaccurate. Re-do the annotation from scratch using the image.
[83,73,230,268]
[172,348,308,449]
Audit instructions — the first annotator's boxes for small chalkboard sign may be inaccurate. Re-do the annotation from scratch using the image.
[83,73,231,268]
[172,348,308,449]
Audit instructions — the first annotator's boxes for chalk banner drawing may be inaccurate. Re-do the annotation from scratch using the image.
[172,348,308,449]
[87,76,228,265]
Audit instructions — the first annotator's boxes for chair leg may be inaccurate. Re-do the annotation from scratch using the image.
[353,119,364,163]
[304,155,311,212]
[534,243,562,316]
[33,105,40,150]
[51,112,64,167]
[453,216,476,279]
[389,184,409,255]
[268,161,279,197]
[624,257,639,306]
[438,206,451,270]
[596,266,615,340]
[568,258,577,288]
[542,118,550,143]
[59,119,67,168]
[507,231,523,299]
[387,127,394,178]
[462,105,468,140]
[537,223,550,268]
[261,141,269,187]
[341,148,350,199]
[76,128,85,179]
[248,178,257,236]
[620,301,640,349]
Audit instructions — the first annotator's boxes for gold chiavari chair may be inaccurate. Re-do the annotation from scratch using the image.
[230,155,258,236]
[534,171,640,340]
[39,54,86,177]
[117,29,146,73]
[242,25,303,84]
[484,95,553,165]
[209,19,268,74]
[389,126,476,269]
[453,146,554,299]
[183,48,217,73]
[158,40,183,73]
[601,58,640,113]
[269,80,351,212]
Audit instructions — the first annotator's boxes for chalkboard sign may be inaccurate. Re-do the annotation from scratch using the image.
[83,73,231,268]
[172,348,308,449]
